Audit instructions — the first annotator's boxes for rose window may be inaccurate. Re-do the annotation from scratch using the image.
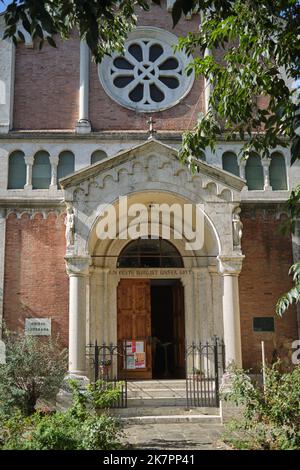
[98,27,194,112]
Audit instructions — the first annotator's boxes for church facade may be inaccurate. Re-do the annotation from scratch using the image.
[0,2,299,380]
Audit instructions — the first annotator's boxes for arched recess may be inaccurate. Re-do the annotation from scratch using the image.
[245,153,264,190]
[32,151,51,189]
[270,152,287,190]
[222,151,240,177]
[117,238,184,268]
[57,151,75,185]
[7,150,26,189]
[91,150,107,165]
[87,191,221,269]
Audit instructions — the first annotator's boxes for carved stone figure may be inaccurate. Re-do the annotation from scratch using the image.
[65,205,75,247]
[232,208,243,250]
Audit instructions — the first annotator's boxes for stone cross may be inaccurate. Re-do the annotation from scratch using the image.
[147,117,157,139]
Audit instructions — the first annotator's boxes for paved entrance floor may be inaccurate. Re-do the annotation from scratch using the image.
[122,423,227,450]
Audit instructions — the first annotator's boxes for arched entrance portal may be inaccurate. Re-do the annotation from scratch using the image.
[117,238,185,379]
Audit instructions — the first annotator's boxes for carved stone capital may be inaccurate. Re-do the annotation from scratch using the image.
[49,155,59,166]
[217,255,244,276]
[65,255,91,277]
[24,155,34,166]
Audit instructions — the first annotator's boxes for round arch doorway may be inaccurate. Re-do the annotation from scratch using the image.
[117,238,185,380]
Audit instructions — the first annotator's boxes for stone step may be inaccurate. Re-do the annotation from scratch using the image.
[127,380,186,390]
[111,406,220,417]
[126,397,189,407]
[120,414,221,424]
[127,389,186,399]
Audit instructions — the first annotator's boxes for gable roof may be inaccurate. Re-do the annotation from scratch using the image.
[59,138,245,191]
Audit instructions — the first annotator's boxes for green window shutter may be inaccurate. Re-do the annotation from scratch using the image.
[91,150,107,164]
[57,151,75,186]
[8,151,26,189]
[222,152,240,177]
[245,153,264,190]
[32,151,51,189]
[270,153,287,190]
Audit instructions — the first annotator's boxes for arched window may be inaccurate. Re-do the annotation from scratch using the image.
[245,153,264,190]
[91,150,107,165]
[32,151,51,189]
[222,152,240,177]
[117,238,183,268]
[7,150,26,189]
[270,153,287,190]
[57,151,75,185]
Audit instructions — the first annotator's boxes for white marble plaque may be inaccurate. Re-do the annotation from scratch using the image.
[25,318,51,336]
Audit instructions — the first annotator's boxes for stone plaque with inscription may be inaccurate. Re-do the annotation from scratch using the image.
[25,318,51,336]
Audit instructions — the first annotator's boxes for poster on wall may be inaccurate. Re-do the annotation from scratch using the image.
[124,340,146,369]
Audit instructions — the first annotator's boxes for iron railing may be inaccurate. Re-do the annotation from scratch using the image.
[86,341,128,408]
[185,338,225,407]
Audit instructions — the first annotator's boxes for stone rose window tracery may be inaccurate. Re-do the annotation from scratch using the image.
[98,27,194,112]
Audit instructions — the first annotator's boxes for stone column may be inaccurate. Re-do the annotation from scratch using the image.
[204,48,212,114]
[65,256,90,376]
[262,158,272,190]
[49,155,59,189]
[239,160,246,182]
[0,27,15,134]
[0,209,6,336]
[24,155,34,189]
[75,40,91,134]
[292,219,300,339]
[218,256,244,368]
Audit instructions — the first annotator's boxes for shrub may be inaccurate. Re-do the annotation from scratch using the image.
[223,363,300,450]
[0,331,67,415]
[0,378,124,450]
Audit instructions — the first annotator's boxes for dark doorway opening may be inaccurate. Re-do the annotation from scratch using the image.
[150,279,185,379]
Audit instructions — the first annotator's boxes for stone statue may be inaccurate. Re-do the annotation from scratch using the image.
[65,205,75,248]
[232,208,243,250]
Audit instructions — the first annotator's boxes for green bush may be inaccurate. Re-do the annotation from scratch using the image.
[0,378,124,450]
[0,331,67,415]
[224,363,300,450]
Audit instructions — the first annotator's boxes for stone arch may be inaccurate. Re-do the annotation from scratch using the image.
[87,190,221,269]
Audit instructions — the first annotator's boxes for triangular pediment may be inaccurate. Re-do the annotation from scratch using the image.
[60,139,245,194]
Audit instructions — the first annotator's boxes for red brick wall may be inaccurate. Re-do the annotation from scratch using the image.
[13,3,203,131]
[239,206,298,371]
[3,212,69,347]
[89,5,203,131]
[13,35,80,131]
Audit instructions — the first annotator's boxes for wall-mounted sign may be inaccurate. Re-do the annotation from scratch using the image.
[25,318,51,336]
[124,340,146,370]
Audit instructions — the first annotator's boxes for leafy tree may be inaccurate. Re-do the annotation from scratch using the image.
[0,331,67,415]
[0,0,159,61]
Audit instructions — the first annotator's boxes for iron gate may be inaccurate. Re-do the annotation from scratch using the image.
[86,341,128,408]
[185,338,225,407]
[86,338,225,409]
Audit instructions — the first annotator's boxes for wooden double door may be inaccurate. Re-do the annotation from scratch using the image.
[117,278,185,380]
